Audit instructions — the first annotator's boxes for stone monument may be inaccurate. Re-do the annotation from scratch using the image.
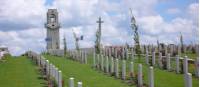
[45,9,60,50]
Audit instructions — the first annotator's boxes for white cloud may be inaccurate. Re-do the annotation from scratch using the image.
[0,0,198,56]
[166,8,181,14]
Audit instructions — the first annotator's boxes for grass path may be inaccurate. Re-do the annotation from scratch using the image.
[44,54,132,87]
[0,55,45,87]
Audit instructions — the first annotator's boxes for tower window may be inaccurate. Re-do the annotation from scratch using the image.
[50,17,55,23]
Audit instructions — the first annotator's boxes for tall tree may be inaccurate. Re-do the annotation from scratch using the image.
[180,32,184,53]
[130,8,141,62]
[73,29,80,52]
[63,35,67,56]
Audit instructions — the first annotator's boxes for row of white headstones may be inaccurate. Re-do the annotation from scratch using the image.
[101,47,198,77]
[68,49,197,87]
[27,51,83,87]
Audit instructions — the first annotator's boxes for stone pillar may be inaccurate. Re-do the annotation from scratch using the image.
[101,55,104,71]
[148,67,154,87]
[69,77,74,87]
[77,82,82,87]
[146,50,149,65]
[158,52,163,68]
[176,55,180,73]
[110,57,114,74]
[122,60,126,80]
[195,57,199,77]
[185,73,192,87]
[138,64,143,87]
[115,59,119,78]
[115,48,118,58]
[167,53,171,71]
[58,70,62,87]
[93,52,96,67]
[130,62,134,77]
[152,52,155,66]
[105,56,109,73]
[183,56,188,74]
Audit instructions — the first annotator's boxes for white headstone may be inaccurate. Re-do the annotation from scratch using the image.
[195,57,199,77]
[101,55,104,71]
[167,53,171,71]
[93,52,96,67]
[69,77,74,87]
[176,55,180,73]
[58,70,62,87]
[152,52,155,66]
[138,64,143,87]
[148,67,154,87]
[110,57,114,74]
[105,56,109,73]
[122,60,126,80]
[115,59,119,78]
[146,50,149,65]
[158,52,163,68]
[77,82,82,87]
[130,62,134,77]
[185,73,192,87]
[183,56,188,74]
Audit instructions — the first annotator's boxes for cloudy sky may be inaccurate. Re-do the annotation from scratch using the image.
[0,0,199,56]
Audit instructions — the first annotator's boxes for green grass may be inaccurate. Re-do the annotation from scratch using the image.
[44,53,198,87]
[0,55,45,87]
[43,54,132,87]
[181,51,198,59]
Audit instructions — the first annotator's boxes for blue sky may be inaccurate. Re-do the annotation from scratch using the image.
[0,0,198,55]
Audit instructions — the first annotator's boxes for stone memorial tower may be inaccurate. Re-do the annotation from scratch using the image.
[45,9,60,50]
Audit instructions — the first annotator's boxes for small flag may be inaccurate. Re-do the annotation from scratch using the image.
[45,38,51,42]
[80,35,84,40]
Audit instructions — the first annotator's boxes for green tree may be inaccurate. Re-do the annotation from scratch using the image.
[130,8,141,62]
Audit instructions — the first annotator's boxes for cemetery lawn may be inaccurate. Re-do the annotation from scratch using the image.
[0,55,46,87]
[43,54,133,87]
[44,53,198,87]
